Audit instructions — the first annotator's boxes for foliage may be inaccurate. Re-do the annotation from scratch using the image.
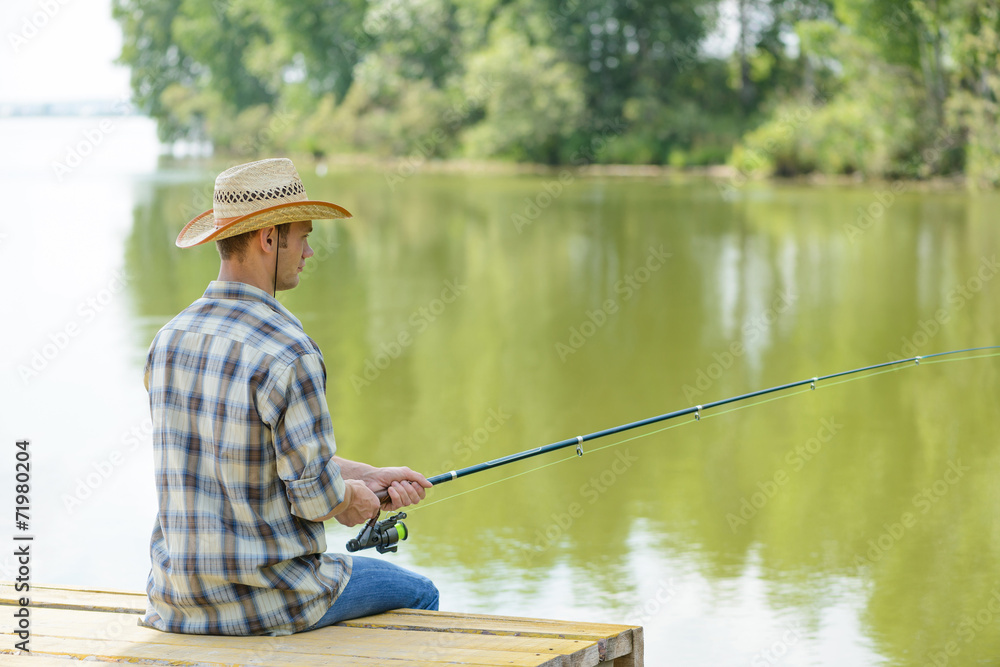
[945,0,1000,187]
[113,0,1000,181]
[731,22,922,178]
[458,9,587,163]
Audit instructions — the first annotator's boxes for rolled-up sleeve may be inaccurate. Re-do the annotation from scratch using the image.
[271,353,346,521]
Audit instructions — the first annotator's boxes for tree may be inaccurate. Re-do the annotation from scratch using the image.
[460,9,587,163]
[945,0,1000,186]
[113,0,195,141]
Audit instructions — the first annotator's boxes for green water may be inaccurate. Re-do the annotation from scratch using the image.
[8,120,1000,665]
[119,165,1000,665]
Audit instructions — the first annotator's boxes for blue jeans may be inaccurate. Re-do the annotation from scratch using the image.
[305,556,439,631]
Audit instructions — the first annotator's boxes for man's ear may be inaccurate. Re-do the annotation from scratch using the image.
[257,226,277,254]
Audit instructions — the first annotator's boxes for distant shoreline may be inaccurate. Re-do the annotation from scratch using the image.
[3,113,974,190]
[258,153,975,192]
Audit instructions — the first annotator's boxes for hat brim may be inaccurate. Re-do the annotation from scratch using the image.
[176,200,353,248]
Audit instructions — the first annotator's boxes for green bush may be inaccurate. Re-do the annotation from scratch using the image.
[731,24,921,179]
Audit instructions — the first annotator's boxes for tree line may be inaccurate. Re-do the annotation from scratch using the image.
[113,0,1000,185]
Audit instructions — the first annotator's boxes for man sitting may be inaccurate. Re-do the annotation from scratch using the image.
[140,158,437,636]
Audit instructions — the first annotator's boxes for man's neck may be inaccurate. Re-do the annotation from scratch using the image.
[218,260,274,294]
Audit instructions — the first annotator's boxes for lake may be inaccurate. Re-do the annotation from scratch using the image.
[3,116,999,666]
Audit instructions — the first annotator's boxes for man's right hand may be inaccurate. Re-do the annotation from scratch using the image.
[332,479,381,527]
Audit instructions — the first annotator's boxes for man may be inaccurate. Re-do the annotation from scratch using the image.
[140,158,438,636]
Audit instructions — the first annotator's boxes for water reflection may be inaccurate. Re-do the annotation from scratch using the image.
[124,167,1000,665]
[8,115,1000,665]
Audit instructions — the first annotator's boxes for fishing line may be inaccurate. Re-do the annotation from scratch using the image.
[272,225,280,297]
[920,351,1000,366]
[408,390,804,513]
[409,453,580,513]
[407,347,1000,513]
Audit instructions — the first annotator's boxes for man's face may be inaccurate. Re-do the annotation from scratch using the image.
[276,220,314,291]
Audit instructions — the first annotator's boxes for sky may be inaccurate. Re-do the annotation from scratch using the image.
[1,0,747,107]
[1,0,131,103]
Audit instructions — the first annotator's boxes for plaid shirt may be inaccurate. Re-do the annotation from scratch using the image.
[139,281,351,636]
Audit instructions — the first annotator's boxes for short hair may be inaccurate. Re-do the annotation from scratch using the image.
[216,224,290,261]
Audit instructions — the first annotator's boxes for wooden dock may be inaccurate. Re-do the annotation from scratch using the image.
[0,583,642,666]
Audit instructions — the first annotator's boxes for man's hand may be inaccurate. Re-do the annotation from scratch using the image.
[332,479,381,527]
[361,466,433,511]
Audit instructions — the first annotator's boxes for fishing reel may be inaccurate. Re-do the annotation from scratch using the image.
[346,512,408,554]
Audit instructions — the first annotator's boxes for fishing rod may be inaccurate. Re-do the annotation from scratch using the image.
[346,346,1000,553]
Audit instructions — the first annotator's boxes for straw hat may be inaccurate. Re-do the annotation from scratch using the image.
[176,158,352,248]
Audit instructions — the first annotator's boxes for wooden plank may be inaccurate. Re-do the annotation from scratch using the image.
[4,636,523,667]
[16,607,596,660]
[342,609,635,639]
[2,609,584,667]
[339,609,636,638]
[349,609,638,634]
[0,631,566,667]
[338,611,636,663]
[0,581,147,600]
[612,628,644,667]
[0,582,146,614]
[0,583,637,639]
[0,584,640,667]
[0,654,128,666]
